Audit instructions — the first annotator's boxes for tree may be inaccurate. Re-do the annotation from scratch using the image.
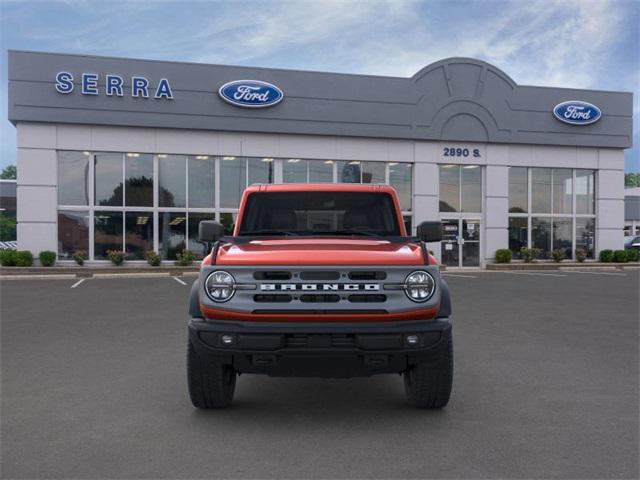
[1,165,16,179]
[625,173,640,188]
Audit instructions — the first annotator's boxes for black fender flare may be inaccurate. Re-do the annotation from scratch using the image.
[189,278,203,318]
[437,277,452,318]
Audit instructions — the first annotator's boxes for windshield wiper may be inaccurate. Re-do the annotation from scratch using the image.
[239,229,299,236]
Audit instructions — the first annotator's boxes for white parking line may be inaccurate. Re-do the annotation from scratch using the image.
[499,271,567,277]
[70,278,86,288]
[443,274,477,278]
[568,270,626,276]
[173,276,187,285]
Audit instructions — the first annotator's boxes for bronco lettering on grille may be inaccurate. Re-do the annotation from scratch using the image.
[260,283,380,291]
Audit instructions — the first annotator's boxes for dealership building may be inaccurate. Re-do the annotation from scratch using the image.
[7,50,633,267]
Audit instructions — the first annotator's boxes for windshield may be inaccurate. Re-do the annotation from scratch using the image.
[238,191,401,237]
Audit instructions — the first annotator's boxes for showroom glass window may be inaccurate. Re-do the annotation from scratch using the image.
[58,151,90,206]
[507,168,596,260]
[439,165,482,213]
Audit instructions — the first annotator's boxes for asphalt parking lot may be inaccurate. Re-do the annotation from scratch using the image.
[1,269,638,479]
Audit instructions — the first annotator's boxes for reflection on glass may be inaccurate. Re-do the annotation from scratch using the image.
[248,158,273,185]
[552,217,572,258]
[508,167,528,213]
[125,212,153,260]
[125,154,153,207]
[220,212,238,235]
[220,157,246,208]
[553,169,572,214]
[531,168,552,213]
[58,151,90,205]
[440,219,459,267]
[188,156,215,208]
[361,162,385,184]
[95,153,123,206]
[94,211,123,259]
[283,159,307,183]
[439,165,459,212]
[58,210,89,259]
[309,160,333,183]
[390,163,412,211]
[158,155,186,207]
[531,217,551,258]
[402,215,412,235]
[508,217,527,258]
[159,212,186,260]
[576,218,595,258]
[338,161,361,183]
[575,170,595,214]
[188,212,215,259]
[461,165,481,212]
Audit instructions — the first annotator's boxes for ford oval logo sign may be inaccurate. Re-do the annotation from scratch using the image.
[553,100,601,125]
[218,80,283,108]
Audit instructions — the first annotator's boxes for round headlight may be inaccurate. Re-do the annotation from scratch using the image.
[404,270,435,302]
[205,270,236,302]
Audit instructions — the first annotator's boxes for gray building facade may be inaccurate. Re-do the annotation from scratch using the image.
[7,50,634,266]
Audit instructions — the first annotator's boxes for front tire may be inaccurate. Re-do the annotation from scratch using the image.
[404,335,453,408]
[187,339,236,408]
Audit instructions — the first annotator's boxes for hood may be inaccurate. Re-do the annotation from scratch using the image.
[216,238,425,266]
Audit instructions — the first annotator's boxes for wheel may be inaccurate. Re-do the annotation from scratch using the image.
[187,339,236,408]
[403,335,453,408]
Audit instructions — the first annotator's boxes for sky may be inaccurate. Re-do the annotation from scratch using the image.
[0,0,638,172]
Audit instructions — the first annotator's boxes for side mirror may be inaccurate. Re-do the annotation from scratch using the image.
[198,220,225,242]
[417,221,442,243]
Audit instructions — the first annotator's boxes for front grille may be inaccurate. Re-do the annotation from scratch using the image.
[252,309,388,314]
[284,334,357,348]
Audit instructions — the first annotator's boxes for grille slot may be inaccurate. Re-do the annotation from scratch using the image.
[348,294,387,303]
[253,271,292,280]
[300,294,340,303]
[284,334,357,348]
[300,271,341,280]
[253,309,387,314]
[254,294,292,303]
[348,271,387,280]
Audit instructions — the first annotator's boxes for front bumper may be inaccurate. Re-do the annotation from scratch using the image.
[188,318,452,378]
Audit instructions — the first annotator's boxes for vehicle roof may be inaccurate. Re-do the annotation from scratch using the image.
[244,183,398,194]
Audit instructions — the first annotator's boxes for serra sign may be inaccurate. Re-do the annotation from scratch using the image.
[55,72,174,99]
[553,101,601,125]
[218,80,283,108]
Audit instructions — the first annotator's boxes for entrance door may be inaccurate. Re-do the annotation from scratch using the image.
[440,218,480,268]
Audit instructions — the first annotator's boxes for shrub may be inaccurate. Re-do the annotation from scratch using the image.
[15,250,34,267]
[520,247,537,263]
[73,250,87,266]
[0,249,18,266]
[175,249,195,266]
[599,249,614,262]
[107,250,127,266]
[626,249,639,262]
[495,249,512,263]
[551,249,565,263]
[39,250,57,267]
[145,250,161,266]
[575,249,587,263]
[613,250,628,263]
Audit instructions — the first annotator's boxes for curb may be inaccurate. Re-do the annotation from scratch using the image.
[0,266,200,278]
[486,262,638,271]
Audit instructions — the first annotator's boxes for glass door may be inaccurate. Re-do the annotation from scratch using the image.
[440,218,481,267]
[461,219,480,267]
[441,219,459,267]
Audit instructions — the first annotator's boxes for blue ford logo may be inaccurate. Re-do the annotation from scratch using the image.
[553,100,601,125]
[218,80,283,108]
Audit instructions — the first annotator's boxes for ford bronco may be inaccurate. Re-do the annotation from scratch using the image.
[187,184,452,408]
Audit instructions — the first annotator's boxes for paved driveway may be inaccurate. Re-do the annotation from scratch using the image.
[1,270,638,479]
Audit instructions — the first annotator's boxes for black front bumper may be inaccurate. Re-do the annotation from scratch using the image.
[188,318,452,378]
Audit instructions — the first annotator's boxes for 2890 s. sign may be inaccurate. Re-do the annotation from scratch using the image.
[218,80,284,108]
[553,100,601,125]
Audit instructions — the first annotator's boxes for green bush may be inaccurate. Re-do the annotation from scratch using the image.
[613,250,628,263]
[73,250,87,266]
[599,249,614,262]
[15,250,34,267]
[626,249,639,262]
[551,249,565,263]
[520,247,542,263]
[575,249,587,263]
[39,250,57,267]
[145,250,161,266]
[0,249,18,266]
[107,250,127,266]
[175,249,195,266]
[495,249,512,263]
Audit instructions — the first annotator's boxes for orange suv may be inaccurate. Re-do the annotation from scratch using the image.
[187,184,452,408]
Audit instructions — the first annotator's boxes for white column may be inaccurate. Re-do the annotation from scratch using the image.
[413,142,439,256]
[484,165,509,263]
[16,123,58,257]
[596,149,625,252]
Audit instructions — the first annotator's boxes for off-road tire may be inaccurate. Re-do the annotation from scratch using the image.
[187,339,236,408]
[403,335,453,408]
